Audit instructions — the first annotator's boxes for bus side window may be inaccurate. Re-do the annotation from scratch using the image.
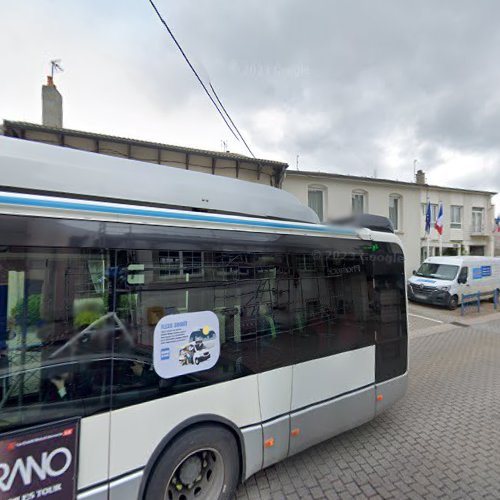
[292,251,374,364]
[0,247,113,434]
[373,243,407,381]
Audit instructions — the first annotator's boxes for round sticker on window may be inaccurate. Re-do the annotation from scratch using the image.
[153,311,220,379]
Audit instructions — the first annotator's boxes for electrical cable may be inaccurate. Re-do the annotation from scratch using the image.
[148,0,256,158]
[147,0,238,141]
[209,83,255,158]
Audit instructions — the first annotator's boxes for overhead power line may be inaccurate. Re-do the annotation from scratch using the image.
[147,0,238,142]
[147,0,256,158]
[209,83,255,158]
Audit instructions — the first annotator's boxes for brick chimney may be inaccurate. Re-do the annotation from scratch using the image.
[415,169,427,185]
[42,76,63,128]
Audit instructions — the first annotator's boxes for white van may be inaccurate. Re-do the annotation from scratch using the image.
[407,256,500,309]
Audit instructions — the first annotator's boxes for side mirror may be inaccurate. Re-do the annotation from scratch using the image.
[458,277,467,284]
[412,270,416,275]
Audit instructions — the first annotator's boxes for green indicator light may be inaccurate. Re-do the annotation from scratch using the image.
[363,243,380,253]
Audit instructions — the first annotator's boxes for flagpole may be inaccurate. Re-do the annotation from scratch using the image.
[426,195,431,259]
[438,201,443,256]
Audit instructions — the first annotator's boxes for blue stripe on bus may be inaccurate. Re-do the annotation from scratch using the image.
[0,194,358,236]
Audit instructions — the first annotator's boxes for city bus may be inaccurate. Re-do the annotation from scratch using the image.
[0,136,408,500]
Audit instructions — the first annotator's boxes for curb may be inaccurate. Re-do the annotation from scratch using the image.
[459,311,500,326]
[410,322,457,339]
[410,311,500,338]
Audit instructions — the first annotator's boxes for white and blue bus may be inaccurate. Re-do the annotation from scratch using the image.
[0,137,408,500]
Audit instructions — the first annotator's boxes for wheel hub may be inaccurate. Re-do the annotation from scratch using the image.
[167,448,224,500]
[178,455,202,486]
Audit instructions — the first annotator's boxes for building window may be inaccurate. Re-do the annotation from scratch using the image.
[450,206,462,229]
[352,190,367,215]
[308,187,326,222]
[389,194,402,231]
[472,207,484,233]
[469,245,485,256]
[421,203,438,223]
[157,251,203,280]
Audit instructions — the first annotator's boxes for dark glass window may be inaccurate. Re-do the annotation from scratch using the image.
[0,248,112,433]
[0,230,407,424]
[458,267,468,282]
[292,251,375,364]
[111,244,379,409]
[373,243,408,382]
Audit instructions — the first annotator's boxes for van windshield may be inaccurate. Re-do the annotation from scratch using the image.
[415,263,459,281]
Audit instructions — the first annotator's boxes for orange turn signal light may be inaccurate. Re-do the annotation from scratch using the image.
[377,394,384,401]
[291,428,301,437]
[264,438,275,448]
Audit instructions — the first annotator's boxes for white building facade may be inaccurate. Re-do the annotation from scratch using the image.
[283,170,496,273]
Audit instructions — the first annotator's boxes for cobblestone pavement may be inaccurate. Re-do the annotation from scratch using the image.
[236,318,500,499]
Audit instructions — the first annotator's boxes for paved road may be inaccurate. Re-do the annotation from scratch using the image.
[236,317,500,499]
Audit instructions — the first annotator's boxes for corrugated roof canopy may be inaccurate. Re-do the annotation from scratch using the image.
[3,120,288,167]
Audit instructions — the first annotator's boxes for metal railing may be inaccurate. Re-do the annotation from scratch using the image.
[461,289,498,316]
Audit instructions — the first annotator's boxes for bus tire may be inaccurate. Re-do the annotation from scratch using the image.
[448,295,458,310]
[144,424,240,500]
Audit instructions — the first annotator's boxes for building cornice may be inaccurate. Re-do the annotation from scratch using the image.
[286,170,496,196]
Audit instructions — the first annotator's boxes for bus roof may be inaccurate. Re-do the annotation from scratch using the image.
[0,136,319,224]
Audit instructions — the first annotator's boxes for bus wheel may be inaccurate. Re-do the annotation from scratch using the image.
[145,425,240,500]
[448,295,458,310]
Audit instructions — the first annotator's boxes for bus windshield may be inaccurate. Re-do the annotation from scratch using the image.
[416,263,459,281]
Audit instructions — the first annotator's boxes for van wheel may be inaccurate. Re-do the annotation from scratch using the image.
[144,425,240,500]
[448,295,458,310]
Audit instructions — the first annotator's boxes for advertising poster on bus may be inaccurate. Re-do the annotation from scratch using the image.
[153,311,220,379]
[0,419,79,500]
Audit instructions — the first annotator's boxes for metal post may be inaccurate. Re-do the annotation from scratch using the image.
[461,294,464,316]
[477,292,480,313]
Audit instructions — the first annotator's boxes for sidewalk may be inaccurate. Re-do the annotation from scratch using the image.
[409,309,500,339]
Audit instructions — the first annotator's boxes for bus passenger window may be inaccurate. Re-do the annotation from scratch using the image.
[292,251,375,365]
[0,247,113,434]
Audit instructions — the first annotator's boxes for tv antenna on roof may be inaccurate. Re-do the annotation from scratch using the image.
[50,59,64,79]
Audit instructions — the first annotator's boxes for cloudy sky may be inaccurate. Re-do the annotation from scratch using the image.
[1,1,500,208]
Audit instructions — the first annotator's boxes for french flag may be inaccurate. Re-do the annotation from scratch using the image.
[435,203,444,235]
